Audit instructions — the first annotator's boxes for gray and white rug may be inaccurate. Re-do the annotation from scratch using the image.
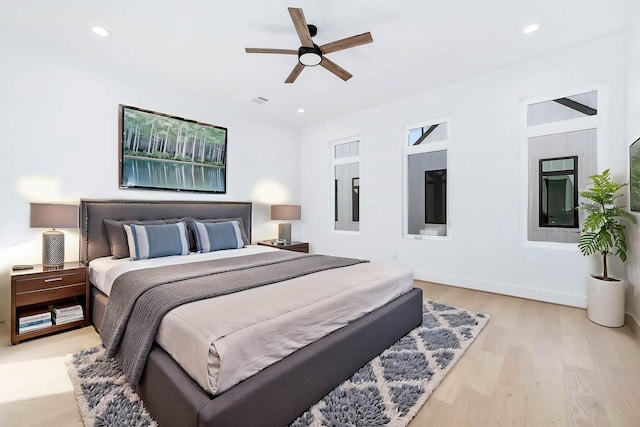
[67,301,489,426]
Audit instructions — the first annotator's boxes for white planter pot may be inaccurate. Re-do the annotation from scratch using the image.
[587,275,625,327]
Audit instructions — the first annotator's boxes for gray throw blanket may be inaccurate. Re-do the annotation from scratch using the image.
[100,251,367,388]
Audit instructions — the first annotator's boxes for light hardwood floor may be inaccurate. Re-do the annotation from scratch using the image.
[1,281,639,426]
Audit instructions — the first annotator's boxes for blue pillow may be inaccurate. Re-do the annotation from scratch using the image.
[193,221,244,253]
[124,222,190,260]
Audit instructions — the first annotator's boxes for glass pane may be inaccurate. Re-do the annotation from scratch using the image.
[334,163,359,231]
[540,175,577,227]
[352,178,359,222]
[425,170,447,224]
[541,157,575,172]
[407,150,447,236]
[407,122,448,146]
[527,90,597,126]
[334,141,359,159]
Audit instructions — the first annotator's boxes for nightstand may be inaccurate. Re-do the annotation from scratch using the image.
[257,240,309,253]
[10,262,91,344]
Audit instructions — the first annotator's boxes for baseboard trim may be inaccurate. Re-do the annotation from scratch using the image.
[625,313,640,342]
[413,270,587,308]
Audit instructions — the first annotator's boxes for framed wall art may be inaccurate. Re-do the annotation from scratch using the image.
[118,104,228,193]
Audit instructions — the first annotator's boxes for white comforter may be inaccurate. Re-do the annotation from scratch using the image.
[90,247,413,395]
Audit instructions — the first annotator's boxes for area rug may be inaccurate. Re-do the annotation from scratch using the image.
[66,301,489,426]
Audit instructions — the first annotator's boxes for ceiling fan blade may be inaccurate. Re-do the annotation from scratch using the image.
[320,32,373,54]
[245,48,298,55]
[288,7,314,47]
[319,57,353,81]
[285,62,305,84]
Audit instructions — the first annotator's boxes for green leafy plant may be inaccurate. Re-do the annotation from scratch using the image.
[577,169,637,281]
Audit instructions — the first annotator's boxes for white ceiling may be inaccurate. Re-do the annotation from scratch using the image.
[2,0,639,127]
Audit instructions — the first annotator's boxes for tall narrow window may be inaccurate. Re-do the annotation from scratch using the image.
[524,88,599,243]
[425,169,447,224]
[404,120,449,238]
[539,157,578,228]
[331,139,360,232]
[352,178,360,222]
[334,180,339,221]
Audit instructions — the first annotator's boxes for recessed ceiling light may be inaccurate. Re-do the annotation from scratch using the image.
[92,26,110,37]
[523,24,540,34]
[298,109,305,113]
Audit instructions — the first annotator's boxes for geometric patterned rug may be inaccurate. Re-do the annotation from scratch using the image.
[66,301,489,427]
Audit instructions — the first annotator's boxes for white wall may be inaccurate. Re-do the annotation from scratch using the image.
[626,5,640,325]
[0,35,300,322]
[300,33,629,308]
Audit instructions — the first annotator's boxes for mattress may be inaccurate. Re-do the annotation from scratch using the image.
[90,247,414,395]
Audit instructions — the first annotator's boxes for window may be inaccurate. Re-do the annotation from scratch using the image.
[539,156,578,228]
[524,88,599,243]
[331,139,359,232]
[425,169,447,224]
[352,178,360,222]
[404,120,449,238]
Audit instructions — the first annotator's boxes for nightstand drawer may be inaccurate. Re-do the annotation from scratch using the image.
[14,271,85,293]
[15,282,86,306]
[257,240,310,253]
[282,243,309,253]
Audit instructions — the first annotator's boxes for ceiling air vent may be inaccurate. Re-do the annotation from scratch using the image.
[252,97,269,104]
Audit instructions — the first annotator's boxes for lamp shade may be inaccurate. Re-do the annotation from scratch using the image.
[30,203,78,229]
[270,205,301,221]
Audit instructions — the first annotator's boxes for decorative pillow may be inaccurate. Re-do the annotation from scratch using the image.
[181,217,250,250]
[124,222,190,260]
[104,218,181,259]
[192,221,244,253]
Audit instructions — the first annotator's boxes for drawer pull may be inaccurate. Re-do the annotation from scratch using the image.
[44,277,63,283]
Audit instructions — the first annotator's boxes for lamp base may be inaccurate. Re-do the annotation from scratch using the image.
[278,223,292,245]
[42,230,65,268]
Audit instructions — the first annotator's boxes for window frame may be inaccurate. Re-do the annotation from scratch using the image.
[402,117,451,240]
[538,155,579,229]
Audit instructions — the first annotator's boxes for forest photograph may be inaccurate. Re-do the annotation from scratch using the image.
[119,105,227,193]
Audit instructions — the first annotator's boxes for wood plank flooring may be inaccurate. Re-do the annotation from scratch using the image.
[410,281,640,427]
[0,281,638,426]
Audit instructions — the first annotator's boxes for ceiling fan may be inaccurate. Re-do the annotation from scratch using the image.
[245,7,373,83]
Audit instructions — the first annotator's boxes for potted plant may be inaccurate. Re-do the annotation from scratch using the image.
[578,169,637,327]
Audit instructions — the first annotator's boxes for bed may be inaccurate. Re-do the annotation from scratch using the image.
[80,199,423,427]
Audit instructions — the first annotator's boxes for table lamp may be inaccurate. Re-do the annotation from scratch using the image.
[270,205,301,244]
[30,203,78,268]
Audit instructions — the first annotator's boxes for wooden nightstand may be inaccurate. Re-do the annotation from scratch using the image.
[257,240,309,253]
[10,262,91,344]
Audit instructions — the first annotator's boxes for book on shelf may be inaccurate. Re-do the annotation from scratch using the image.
[19,320,52,333]
[52,304,83,315]
[53,315,83,325]
[55,304,83,313]
[20,318,53,328]
[52,304,84,325]
[19,311,52,325]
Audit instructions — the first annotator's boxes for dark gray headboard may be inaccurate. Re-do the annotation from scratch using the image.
[80,199,252,264]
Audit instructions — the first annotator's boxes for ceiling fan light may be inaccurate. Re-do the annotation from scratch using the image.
[298,45,322,66]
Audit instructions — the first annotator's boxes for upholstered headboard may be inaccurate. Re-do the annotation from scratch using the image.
[80,200,252,264]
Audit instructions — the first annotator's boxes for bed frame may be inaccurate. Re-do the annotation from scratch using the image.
[80,199,423,427]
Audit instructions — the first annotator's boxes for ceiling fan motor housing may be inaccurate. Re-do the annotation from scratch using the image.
[298,44,322,66]
[244,8,373,82]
